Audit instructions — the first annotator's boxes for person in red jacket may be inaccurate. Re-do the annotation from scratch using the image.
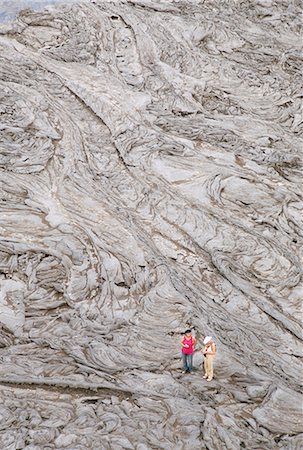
[181,329,196,373]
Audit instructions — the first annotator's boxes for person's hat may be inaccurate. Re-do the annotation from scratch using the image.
[203,336,212,344]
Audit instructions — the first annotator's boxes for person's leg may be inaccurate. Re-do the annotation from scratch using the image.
[182,353,188,372]
[187,353,193,372]
[207,356,214,381]
[203,355,208,378]
[205,355,210,378]
[185,354,191,372]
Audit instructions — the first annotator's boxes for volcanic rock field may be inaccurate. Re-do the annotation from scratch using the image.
[0,0,302,449]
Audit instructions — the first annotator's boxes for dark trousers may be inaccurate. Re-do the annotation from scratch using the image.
[182,353,193,372]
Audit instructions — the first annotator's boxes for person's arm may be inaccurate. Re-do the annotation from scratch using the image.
[208,343,216,355]
[192,337,197,347]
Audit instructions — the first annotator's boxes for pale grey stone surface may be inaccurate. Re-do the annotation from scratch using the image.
[0,0,302,449]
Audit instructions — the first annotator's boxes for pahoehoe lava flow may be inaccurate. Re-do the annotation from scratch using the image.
[0,0,302,449]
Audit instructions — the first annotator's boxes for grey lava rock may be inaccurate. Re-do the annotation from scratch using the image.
[0,0,302,449]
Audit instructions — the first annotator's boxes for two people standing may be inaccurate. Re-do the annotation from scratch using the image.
[180,330,216,381]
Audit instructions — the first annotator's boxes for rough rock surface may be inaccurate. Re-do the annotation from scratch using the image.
[0,0,302,449]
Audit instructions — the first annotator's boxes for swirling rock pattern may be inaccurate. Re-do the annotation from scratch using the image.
[0,0,302,449]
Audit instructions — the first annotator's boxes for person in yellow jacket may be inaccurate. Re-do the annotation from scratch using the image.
[202,336,216,381]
